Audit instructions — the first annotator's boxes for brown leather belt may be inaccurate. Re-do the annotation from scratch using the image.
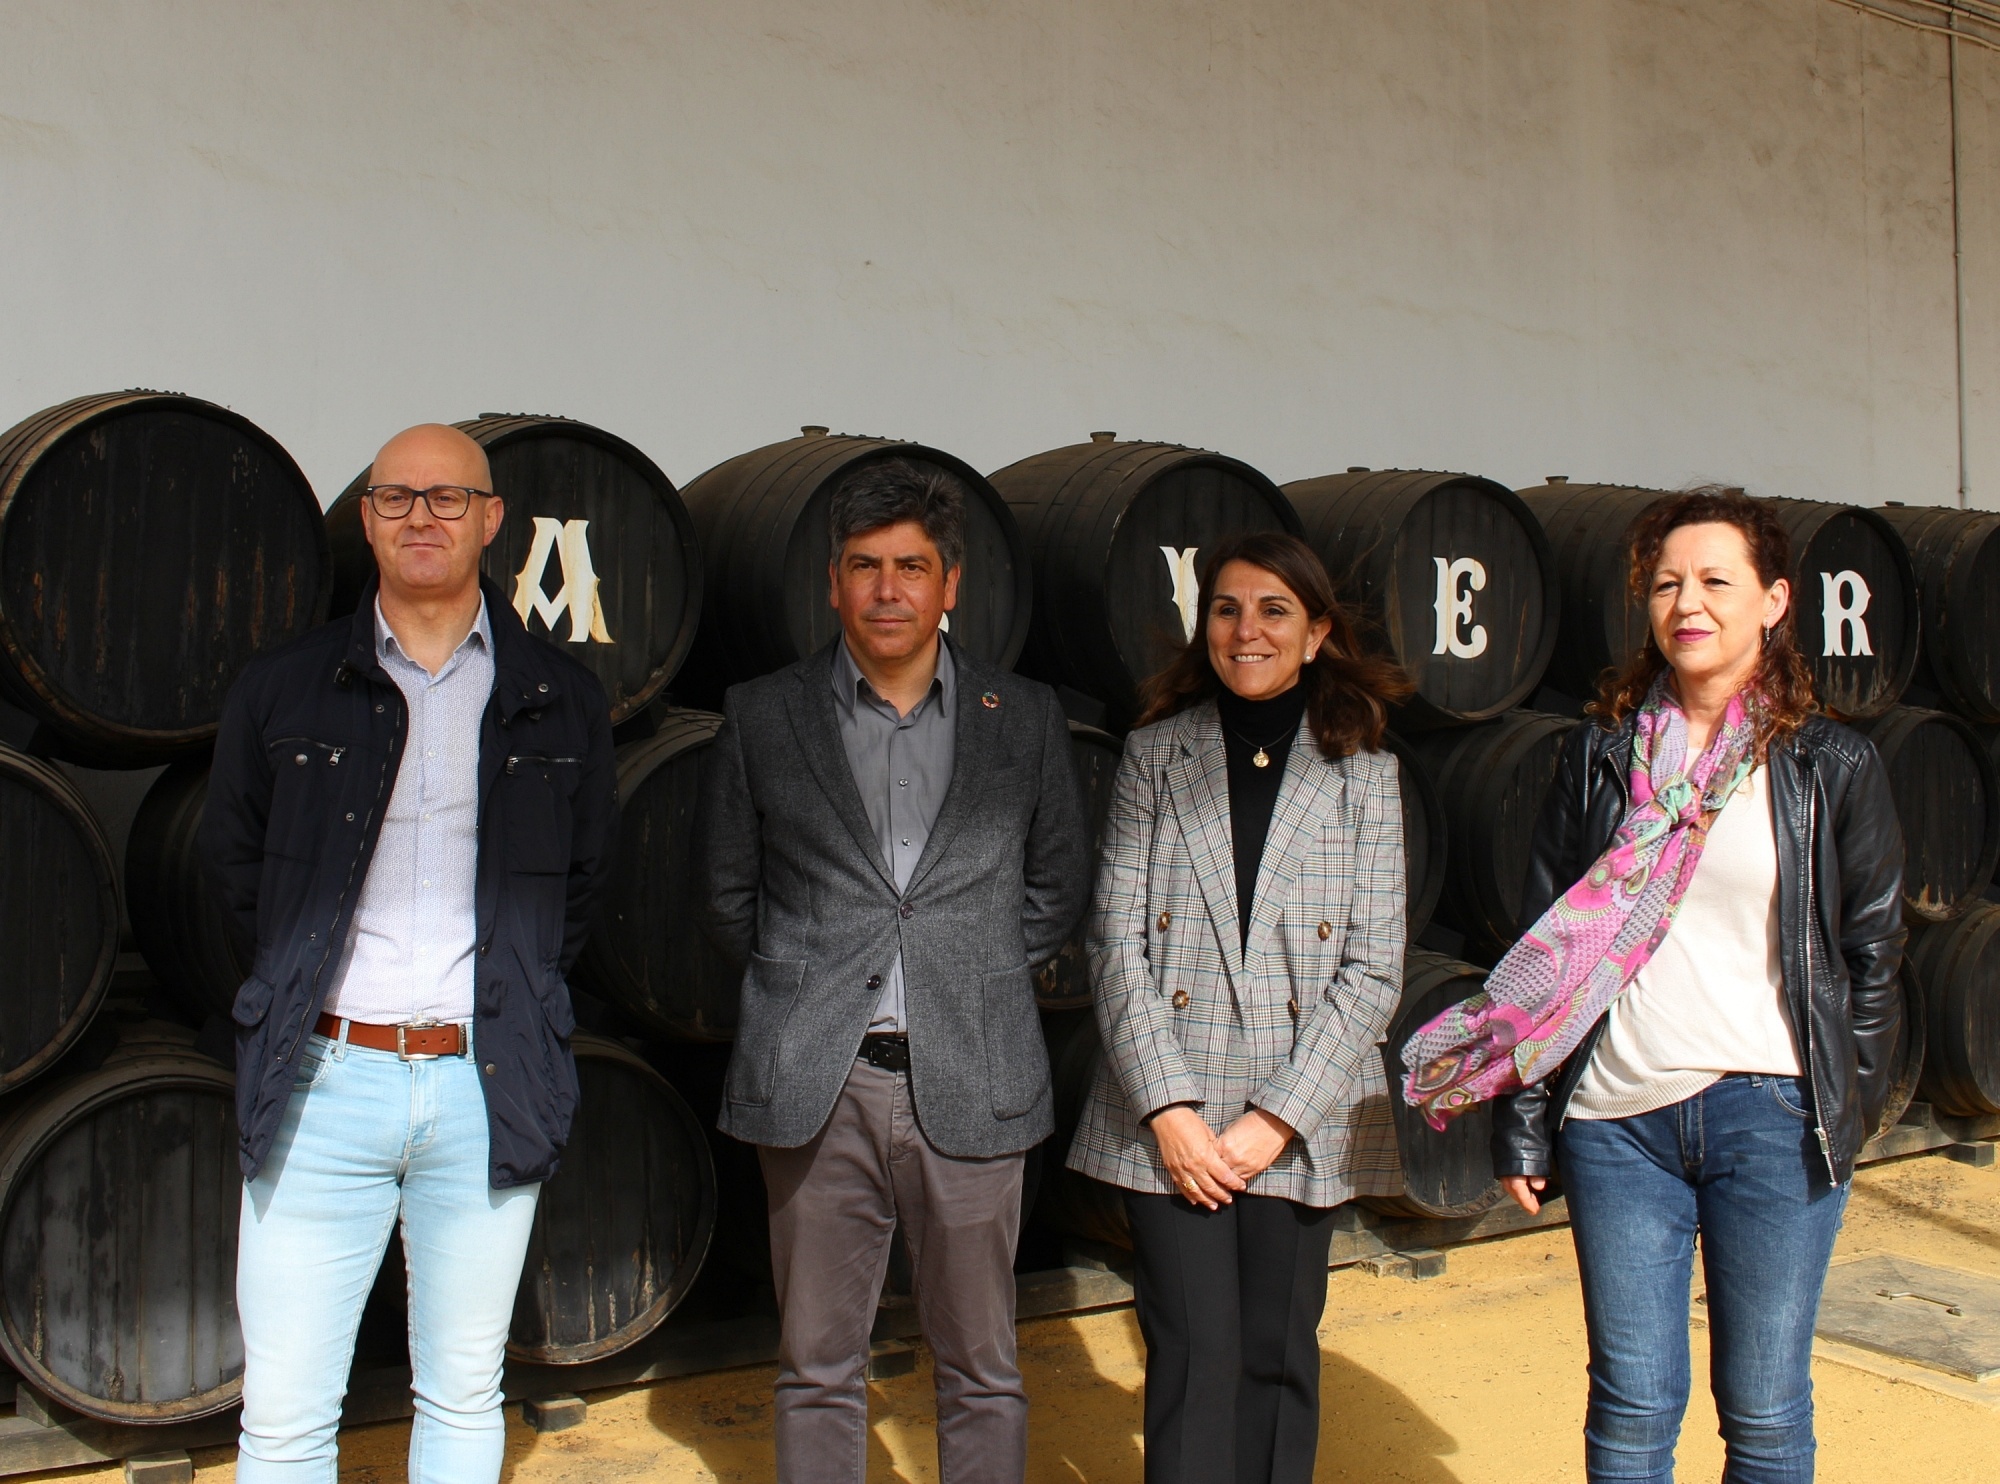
[315,1013,468,1059]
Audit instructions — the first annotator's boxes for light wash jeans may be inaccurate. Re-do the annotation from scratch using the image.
[236,1029,541,1483]
[1559,1073,1850,1484]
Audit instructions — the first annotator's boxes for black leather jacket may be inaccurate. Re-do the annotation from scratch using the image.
[1491,713,1905,1187]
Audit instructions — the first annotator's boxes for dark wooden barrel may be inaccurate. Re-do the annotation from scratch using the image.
[989,436,1302,728]
[1908,902,2000,1117]
[1409,712,1577,958]
[1853,707,1999,922]
[1284,470,1557,727]
[509,1033,716,1364]
[125,763,246,1022]
[640,1040,772,1301]
[1878,962,1928,1136]
[1034,723,1124,1011]
[1030,1010,1131,1248]
[676,431,1030,702]
[0,1038,241,1421]
[1363,949,1504,1219]
[1878,504,2000,722]
[1516,481,1670,701]
[325,415,700,725]
[1522,484,1921,719]
[573,712,739,1041]
[0,745,119,1092]
[1386,732,1447,939]
[1765,500,1917,719]
[0,392,328,765]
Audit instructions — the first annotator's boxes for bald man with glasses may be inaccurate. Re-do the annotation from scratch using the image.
[202,424,618,1483]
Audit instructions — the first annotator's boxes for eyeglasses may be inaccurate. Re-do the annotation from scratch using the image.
[363,484,491,520]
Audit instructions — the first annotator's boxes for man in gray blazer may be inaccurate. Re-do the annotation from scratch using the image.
[699,458,1089,1484]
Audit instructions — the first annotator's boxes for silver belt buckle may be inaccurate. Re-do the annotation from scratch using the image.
[397,1017,445,1061]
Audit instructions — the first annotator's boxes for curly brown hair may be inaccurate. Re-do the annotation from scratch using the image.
[1135,532,1414,757]
[1593,485,1815,749]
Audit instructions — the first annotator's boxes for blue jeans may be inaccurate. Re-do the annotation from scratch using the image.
[236,1031,541,1483]
[1558,1074,1848,1484]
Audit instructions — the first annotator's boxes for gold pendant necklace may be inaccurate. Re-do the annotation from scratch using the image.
[1226,721,1292,769]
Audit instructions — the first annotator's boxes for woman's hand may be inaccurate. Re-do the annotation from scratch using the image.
[1500,1175,1546,1215]
[1218,1108,1296,1181]
[1148,1106,1246,1209]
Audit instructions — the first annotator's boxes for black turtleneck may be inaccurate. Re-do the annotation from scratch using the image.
[1216,682,1310,945]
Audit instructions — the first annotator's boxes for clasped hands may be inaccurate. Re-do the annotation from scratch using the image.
[1147,1104,1295,1210]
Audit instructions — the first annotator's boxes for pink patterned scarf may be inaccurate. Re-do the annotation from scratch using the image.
[1400,679,1760,1130]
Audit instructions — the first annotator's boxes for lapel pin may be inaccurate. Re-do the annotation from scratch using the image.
[981,690,1000,710]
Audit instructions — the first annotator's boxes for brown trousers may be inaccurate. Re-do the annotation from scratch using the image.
[759,1059,1027,1484]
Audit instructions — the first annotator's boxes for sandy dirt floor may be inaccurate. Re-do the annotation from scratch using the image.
[57,1148,2000,1482]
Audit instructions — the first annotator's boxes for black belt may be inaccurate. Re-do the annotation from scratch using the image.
[858,1033,911,1073]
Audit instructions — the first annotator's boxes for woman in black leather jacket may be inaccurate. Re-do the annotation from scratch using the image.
[1467,489,1902,1483]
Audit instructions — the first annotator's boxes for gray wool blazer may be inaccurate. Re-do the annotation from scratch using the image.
[1066,702,1406,1207]
[698,638,1090,1157]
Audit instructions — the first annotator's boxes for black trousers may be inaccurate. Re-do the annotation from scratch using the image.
[1124,1191,1339,1484]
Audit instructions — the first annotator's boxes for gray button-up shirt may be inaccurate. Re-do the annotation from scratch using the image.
[831,636,957,1032]
[324,597,494,1025]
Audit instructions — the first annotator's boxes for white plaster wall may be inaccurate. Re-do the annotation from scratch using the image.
[0,0,1991,506]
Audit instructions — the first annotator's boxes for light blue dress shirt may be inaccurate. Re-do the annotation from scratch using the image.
[323,598,495,1025]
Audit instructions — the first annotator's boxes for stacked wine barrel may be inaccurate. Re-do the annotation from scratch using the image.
[1369,951,1505,1219]
[323,413,703,725]
[1876,508,2000,1121]
[12,381,2000,1417]
[676,429,1031,707]
[1519,481,1921,718]
[991,434,1300,730]
[1284,469,1558,728]
[0,394,740,1428]
[574,711,740,1039]
[510,1035,716,1363]
[0,391,329,765]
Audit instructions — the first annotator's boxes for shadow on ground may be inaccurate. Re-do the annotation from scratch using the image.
[627,1305,1462,1482]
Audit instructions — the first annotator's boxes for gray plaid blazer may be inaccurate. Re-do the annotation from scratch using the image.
[1066,701,1405,1207]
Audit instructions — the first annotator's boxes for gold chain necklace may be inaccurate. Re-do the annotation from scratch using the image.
[1223,722,1295,769]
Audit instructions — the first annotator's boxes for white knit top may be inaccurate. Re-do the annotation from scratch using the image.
[1567,764,1803,1121]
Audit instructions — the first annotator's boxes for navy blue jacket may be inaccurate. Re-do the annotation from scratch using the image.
[200,575,618,1187]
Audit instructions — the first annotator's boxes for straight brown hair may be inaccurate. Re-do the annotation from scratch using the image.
[1135,532,1413,758]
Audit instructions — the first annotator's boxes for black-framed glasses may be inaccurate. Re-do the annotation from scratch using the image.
[363,484,491,520]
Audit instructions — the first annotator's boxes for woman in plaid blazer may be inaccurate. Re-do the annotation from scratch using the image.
[1067,532,1410,1484]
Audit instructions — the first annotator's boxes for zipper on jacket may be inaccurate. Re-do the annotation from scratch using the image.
[1798,764,1838,1184]
[271,736,348,766]
[505,754,581,774]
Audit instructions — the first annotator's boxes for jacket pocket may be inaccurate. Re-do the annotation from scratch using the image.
[537,973,578,1040]
[504,756,580,874]
[514,943,578,1044]
[725,953,806,1108]
[232,973,277,1029]
[983,962,1049,1120]
[263,737,357,861]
